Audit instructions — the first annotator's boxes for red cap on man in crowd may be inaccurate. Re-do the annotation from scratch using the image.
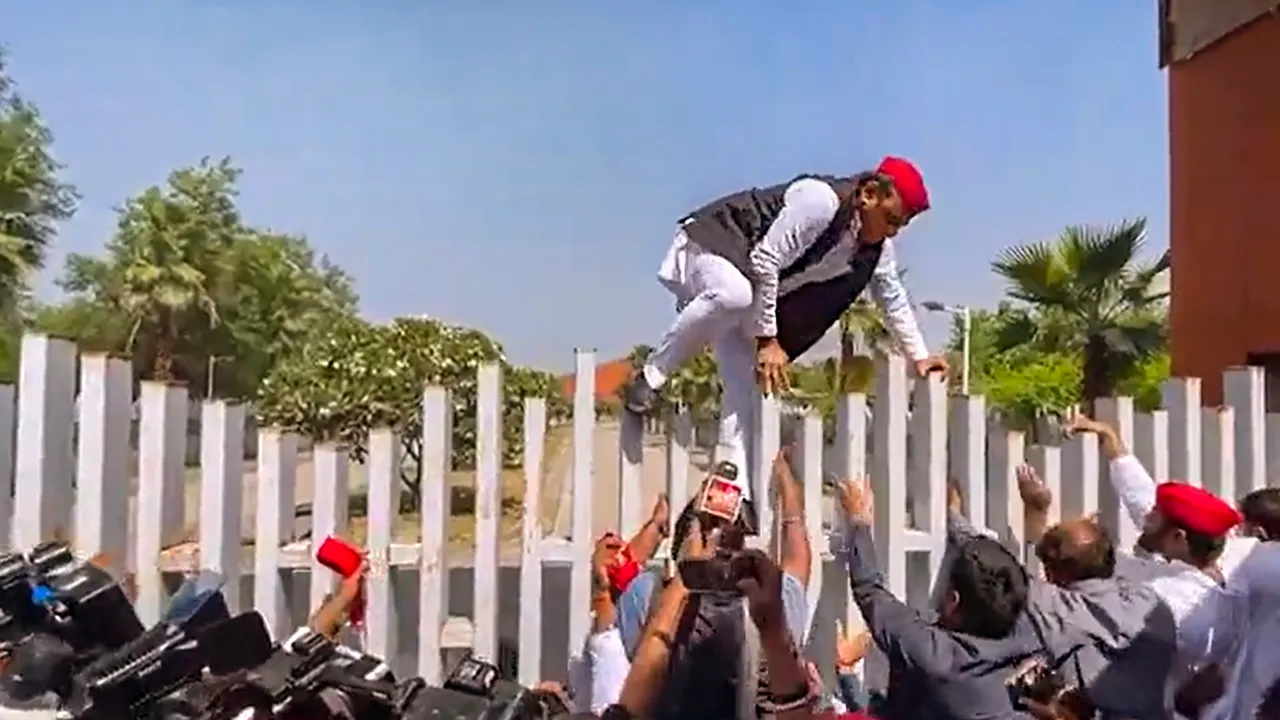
[1155,482,1243,536]
[875,156,930,216]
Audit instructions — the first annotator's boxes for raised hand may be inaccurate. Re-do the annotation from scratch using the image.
[1016,464,1053,511]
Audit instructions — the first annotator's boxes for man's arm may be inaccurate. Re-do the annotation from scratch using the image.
[867,239,928,361]
[1076,417,1156,528]
[773,452,811,587]
[844,520,948,675]
[748,179,841,339]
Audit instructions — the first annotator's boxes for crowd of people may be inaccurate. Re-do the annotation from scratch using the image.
[537,412,1280,720]
[5,410,1275,719]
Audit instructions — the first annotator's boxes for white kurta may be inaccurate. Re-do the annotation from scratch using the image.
[1105,455,1261,715]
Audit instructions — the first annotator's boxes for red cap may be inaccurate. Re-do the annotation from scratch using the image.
[1155,483,1242,536]
[606,546,641,594]
[875,156,930,215]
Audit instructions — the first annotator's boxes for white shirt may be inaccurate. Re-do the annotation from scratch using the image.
[568,626,630,714]
[1106,455,1266,717]
[745,178,928,359]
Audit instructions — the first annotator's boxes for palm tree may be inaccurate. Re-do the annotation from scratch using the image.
[834,268,910,394]
[992,218,1168,405]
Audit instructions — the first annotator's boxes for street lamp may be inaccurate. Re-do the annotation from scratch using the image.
[921,301,971,395]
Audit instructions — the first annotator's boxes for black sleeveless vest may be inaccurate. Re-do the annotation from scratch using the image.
[680,175,885,358]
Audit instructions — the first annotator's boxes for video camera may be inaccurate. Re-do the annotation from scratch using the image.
[210,629,571,720]
[57,573,274,720]
[0,541,145,702]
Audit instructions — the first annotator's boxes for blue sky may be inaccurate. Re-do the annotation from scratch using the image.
[4,2,1168,371]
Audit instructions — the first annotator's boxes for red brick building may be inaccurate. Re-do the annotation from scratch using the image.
[1166,0,1280,405]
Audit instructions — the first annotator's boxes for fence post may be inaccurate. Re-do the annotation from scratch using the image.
[618,412,643,537]
[567,350,596,659]
[74,355,132,572]
[1223,367,1267,494]
[796,412,824,640]
[1061,432,1100,520]
[1162,378,1202,487]
[518,398,547,686]
[135,382,189,625]
[1025,445,1061,578]
[365,427,401,663]
[1201,407,1235,502]
[665,410,692,522]
[473,364,503,664]
[309,443,350,612]
[909,375,947,597]
[751,397,781,552]
[867,354,908,690]
[14,335,76,548]
[948,395,987,530]
[253,430,298,639]
[199,400,246,610]
[1094,397,1138,549]
[985,425,1025,555]
[0,385,14,548]
[418,387,452,684]
[1133,410,1170,483]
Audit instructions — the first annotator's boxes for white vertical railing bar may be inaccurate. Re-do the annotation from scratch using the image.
[199,401,246,611]
[365,428,401,664]
[1133,411,1170,483]
[1162,378,1202,487]
[1201,407,1235,503]
[986,426,1025,554]
[751,397,781,552]
[835,393,868,636]
[14,335,76,549]
[472,365,503,663]
[1025,445,1061,578]
[567,351,596,659]
[309,443,350,613]
[617,412,643,539]
[1223,367,1267,494]
[253,430,298,640]
[911,376,948,586]
[518,398,547,686]
[418,388,452,684]
[1060,432,1100,520]
[665,410,691,529]
[74,355,132,573]
[798,412,824,640]
[948,395,987,530]
[135,382,185,625]
[1094,397,1138,549]
[0,385,15,549]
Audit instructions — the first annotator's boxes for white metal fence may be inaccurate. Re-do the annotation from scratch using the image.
[1,334,1276,685]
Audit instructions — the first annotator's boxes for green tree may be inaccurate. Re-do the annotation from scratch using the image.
[51,159,357,397]
[256,316,569,506]
[0,50,78,315]
[981,352,1082,433]
[60,158,242,381]
[992,219,1168,404]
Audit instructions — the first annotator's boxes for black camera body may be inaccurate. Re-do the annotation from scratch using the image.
[0,542,145,703]
[1007,655,1070,707]
[396,654,572,720]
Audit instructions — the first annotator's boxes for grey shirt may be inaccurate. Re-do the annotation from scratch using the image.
[946,511,1177,719]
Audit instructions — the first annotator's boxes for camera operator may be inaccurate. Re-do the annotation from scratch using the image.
[613,456,812,718]
[609,518,816,720]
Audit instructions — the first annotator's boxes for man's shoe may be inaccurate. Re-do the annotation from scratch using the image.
[623,375,660,415]
[738,498,760,536]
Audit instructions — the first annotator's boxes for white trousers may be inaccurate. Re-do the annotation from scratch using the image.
[643,230,757,499]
